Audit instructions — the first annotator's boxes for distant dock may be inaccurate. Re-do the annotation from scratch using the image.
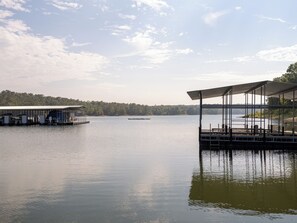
[0,106,89,126]
[188,80,297,149]
[128,117,151,121]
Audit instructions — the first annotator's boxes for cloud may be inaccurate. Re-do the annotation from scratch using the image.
[4,19,30,33]
[123,26,193,64]
[256,44,297,62]
[0,17,108,89]
[111,25,132,36]
[205,59,231,63]
[176,48,193,55]
[50,0,82,11]
[174,71,277,84]
[42,11,52,15]
[205,44,297,64]
[235,6,242,11]
[115,25,131,31]
[118,13,136,20]
[202,10,229,26]
[71,41,91,47]
[124,29,154,50]
[257,15,286,23]
[103,24,132,37]
[205,55,253,64]
[92,0,109,12]
[0,9,13,18]
[174,72,239,81]
[142,46,171,64]
[0,0,28,12]
[132,0,170,12]
[123,25,171,63]
[233,56,252,62]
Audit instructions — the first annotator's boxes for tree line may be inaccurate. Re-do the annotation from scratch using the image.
[0,90,200,116]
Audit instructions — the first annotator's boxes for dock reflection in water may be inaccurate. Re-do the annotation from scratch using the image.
[189,150,297,215]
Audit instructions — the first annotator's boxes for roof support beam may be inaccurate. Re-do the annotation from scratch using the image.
[222,87,232,96]
[245,81,268,94]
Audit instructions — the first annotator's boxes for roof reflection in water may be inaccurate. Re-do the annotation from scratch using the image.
[189,150,297,215]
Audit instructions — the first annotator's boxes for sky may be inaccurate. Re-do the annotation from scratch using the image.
[0,0,297,105]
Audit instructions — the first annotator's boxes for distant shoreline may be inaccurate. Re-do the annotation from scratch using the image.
[0,90,246,116]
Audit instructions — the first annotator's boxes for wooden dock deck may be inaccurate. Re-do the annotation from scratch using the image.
[200,129,297,149]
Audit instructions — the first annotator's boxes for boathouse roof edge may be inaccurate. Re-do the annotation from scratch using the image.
[0,105,84,110]
[187,80,297,100]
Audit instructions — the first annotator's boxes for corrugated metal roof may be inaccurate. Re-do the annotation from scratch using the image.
[187,81,297,100]
[0,105,83,110]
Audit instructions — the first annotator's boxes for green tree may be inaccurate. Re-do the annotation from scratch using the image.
[269,62,297,118]
[274,62,297,83]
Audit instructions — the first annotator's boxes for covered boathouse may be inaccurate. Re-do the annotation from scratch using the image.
[187,80,297,149]
[0,106,89,126]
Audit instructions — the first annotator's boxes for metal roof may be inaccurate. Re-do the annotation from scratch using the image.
[0,105,83,110]
[187,80,297,100]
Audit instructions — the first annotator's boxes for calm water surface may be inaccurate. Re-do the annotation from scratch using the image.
[0,116,297,223]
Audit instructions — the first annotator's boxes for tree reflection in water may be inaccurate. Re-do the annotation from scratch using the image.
[189,150,297,215]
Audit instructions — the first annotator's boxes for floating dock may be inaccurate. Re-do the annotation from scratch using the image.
[188,80,297,149]
[0,105,89,126]
[128,118,151,120]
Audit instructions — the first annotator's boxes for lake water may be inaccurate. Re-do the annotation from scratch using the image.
[0,115,297,223]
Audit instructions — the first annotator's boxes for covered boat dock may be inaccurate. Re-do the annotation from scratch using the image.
[187,80,297,149]
[0,106,89,126]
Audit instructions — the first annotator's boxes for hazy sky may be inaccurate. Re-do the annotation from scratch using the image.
[0,0,297,105]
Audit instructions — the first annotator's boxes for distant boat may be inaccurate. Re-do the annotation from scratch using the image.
[128,118,151,120]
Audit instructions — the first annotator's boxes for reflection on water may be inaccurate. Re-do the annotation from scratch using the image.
[2,116,297,222]
[0,116,199,223]
[189,150,297,215]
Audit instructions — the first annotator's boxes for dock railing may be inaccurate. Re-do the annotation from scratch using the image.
[200,126,297,146]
